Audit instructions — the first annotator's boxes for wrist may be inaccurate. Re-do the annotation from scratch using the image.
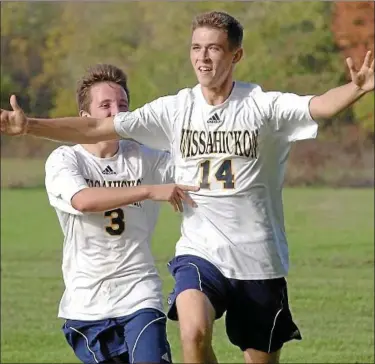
[24,117,30,135]
[350,81,368,96]
[142,185,153,200]
[25,117,35,136]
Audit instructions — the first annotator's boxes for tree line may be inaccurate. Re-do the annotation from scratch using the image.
[1,2,373,136]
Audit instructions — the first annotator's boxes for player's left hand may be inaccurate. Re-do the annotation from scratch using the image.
[346,50,374,92]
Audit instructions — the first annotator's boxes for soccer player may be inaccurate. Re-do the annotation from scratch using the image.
[1,11,374,364]
[44,64,198,364]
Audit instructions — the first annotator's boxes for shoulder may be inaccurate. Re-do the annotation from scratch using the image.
[234,82,284,112]
[234,81,268,99]
[45,145,78,167]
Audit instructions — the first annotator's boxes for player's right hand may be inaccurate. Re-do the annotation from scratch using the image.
[148,184,199,212]
[0,95,28,136]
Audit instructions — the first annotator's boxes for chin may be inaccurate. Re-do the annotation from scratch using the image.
[197,77,214,88]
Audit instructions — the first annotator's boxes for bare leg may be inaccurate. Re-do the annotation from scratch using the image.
[243,348,281,364]
[176,289,217,363]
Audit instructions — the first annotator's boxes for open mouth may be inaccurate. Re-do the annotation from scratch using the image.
[198,66,213,74]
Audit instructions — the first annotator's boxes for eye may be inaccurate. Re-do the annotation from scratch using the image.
[209,46,220,51]
[100,103,110,109]
[191,45,200,51]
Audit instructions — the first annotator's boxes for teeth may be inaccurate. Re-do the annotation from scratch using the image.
[199,67,212,71]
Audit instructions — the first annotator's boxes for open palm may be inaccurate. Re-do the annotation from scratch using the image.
[346,51,374,92]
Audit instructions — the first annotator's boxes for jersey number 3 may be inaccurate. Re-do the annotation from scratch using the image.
[104,208,125,235]
[200,159,235,189]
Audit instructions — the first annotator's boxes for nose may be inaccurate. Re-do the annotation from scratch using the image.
[198,47,209,62]
[110,104,120,116]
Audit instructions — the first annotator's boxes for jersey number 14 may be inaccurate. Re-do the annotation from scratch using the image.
[199,159,235,189]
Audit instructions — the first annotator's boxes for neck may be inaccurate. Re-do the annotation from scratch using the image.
[81,141,119,158]
[201,77,234,106]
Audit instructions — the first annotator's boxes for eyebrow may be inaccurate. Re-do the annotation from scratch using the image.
[99,98,128,105]
[191,43,222,47]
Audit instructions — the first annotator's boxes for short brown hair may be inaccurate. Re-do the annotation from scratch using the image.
[192,11,243,49]
[76,64,130,113]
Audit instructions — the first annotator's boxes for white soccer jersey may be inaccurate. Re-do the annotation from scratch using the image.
[45,140,173,320]
[114,82,318,280]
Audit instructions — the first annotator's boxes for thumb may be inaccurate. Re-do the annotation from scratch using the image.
[10,95,22,112]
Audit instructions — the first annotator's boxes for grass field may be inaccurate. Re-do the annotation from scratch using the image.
[1,187,374,363]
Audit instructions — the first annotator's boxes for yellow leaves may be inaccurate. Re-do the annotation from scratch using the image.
[49,88,78,118]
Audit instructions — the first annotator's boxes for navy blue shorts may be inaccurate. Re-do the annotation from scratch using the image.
[62,308,171,364]
[167,255,301,353]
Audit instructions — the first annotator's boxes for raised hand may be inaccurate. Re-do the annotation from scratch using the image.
[148,184,200,212]
[346,50,374,92]
[0,95,28,136]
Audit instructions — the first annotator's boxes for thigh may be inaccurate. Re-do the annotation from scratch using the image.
[63,318,128,364]
[225,278,302,354]
[166,254,230,322]
[120,308,171,364]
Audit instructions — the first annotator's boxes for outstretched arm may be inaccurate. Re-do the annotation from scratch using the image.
[1,94,173,151]
[310,51,374,120]
[0,95,118,143]
[28,115,118,143]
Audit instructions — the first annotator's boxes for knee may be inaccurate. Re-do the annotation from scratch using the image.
[180,322,212,349]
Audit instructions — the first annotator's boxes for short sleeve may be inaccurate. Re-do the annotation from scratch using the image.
[264,91,318,142]
[45,147,88,215]
[113,95,177,151]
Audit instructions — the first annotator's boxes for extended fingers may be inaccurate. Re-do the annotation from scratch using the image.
[362,50,372,69]
[177,189,197,208]
[168,197,179,212]
[174,196,184,213]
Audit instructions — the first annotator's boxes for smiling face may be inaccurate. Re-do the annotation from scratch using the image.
[190,26,242,89]
[82,82,129,119]
[77,63,130,117]
[76,64,130,150]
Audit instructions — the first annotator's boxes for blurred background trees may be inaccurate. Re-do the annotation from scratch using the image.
[1,1,374,186]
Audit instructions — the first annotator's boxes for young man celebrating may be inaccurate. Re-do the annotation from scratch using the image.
[43,64,198,364]
[1,11,374,364]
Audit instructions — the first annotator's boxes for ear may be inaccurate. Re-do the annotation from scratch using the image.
[233,47,243,64]
[79,110,90,117]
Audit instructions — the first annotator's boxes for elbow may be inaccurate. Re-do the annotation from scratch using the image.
[309,97,335,120]
[71,191,95,212]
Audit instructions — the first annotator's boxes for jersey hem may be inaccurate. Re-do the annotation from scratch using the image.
[175,250,288,280]
[58,302,165,321]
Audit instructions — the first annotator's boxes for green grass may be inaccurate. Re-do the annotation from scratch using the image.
[1,158,47,188]
[1,188,374,363]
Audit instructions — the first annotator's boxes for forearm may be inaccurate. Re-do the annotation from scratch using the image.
[27,116,118,144]
[309,82,368,120]
[72,186,151,212]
